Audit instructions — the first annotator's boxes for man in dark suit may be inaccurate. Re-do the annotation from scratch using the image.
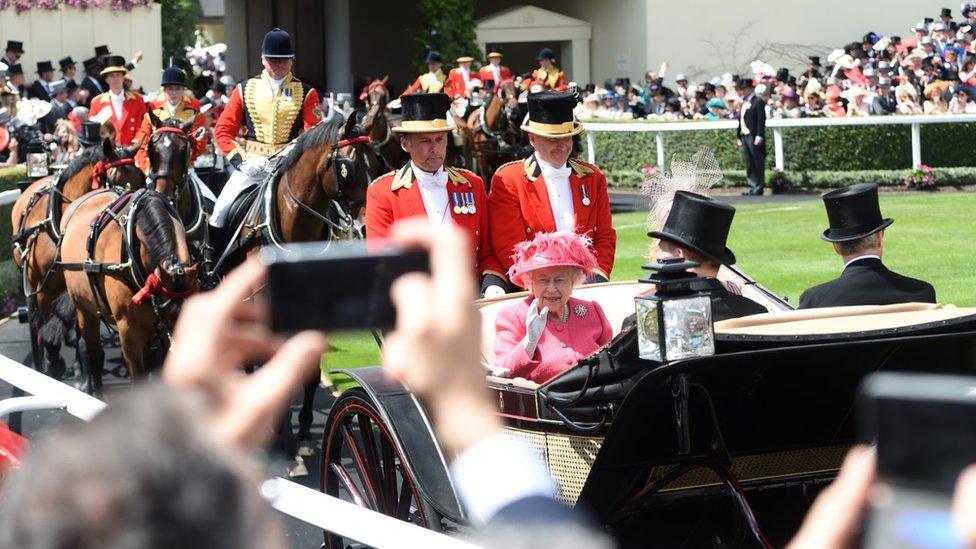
[79,58,104,107]
[735,77,766,196]
[647,191,768,321]
[39,80,70,134]
[27,60,56,101]
[800,183,936,308]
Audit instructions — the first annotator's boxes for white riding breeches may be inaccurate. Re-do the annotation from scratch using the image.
[210,155,269,227]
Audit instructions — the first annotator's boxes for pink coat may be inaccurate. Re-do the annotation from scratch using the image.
[494,296,613,384]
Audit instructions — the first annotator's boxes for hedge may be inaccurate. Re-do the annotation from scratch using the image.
[0,166,28,306]
[605,167,976,190]
[587,121,976,187]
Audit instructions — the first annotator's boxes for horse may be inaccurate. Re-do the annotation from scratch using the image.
[358,78,408,176]
[464,79,520,184]
[143,111,212,271]
[56,189,198,394]
[11,139,145,377]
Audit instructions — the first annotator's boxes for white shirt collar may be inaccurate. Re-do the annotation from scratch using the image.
[844,254,880,269]
[109,89,126,100]
[536,155,571,178]
[411,162,447,188]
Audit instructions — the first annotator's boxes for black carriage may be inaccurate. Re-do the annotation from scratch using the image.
[319,275,976,547]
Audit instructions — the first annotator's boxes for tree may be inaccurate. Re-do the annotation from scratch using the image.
[159,0,201,58]
[414,0,481,73]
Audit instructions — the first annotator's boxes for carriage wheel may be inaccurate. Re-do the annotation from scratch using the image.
[26,294,45,372]
[321,390,440,548]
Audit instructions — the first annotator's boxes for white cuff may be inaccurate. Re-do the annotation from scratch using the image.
[449,432,556,525]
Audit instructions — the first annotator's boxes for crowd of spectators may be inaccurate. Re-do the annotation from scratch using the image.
[578,6,976,121]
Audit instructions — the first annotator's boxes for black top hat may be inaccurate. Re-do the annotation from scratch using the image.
[66,79,78,92]
[59,56,75,71]
[78,121,103,146]
[537,47,555,61]
[649,191,737,265]
[820,183,894,242]
[522,91,582,138]
[924,17,934,23]
[36,60,54,74]
[392,93,452,133]
[82,57,100,72]
[942,7,953,17]
[7,64,23,76]
[94,45,110,58]
[161,66,187,87]
[734,77,754,89]
[808,55,822,66]
[163,56,191,72]
[775,67,790,81]
[262,28,294,58]
[100,55,128,76]
[425,51,442,64]
[5,40,23,54]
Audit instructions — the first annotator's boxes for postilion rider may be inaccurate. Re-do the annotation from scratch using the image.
[489,91,616,290]
[365,92,507,297]
[133,66,217,204]
[210,28,322,232]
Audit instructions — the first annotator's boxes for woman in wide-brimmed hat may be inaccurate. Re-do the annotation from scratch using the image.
[923,80,951,114]
[493,231,612,383]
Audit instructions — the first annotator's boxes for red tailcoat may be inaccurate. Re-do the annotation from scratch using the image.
[366,164,505,280]
[89,90,148,147]
[489,157,616,284]
[477,65,513,87]
[444,68,474,99]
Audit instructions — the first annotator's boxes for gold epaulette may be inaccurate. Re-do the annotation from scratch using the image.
[568,158,595,178]
[446,167,472,186]
[390,165,413,191]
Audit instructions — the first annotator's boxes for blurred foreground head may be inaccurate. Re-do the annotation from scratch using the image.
[0,384,279,549]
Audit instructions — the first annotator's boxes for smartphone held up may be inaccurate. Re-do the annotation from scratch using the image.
[260,240,430,333]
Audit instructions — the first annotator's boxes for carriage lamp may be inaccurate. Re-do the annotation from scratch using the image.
[635,256,715,363]
[25,139,49,179]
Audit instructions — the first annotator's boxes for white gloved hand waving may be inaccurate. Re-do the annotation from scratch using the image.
[521,298,548,357]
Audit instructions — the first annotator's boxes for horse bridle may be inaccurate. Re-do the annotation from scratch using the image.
[281,135,372,233]
[147,126,193,203]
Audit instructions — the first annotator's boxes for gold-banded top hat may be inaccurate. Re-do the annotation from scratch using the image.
[486,46,503,59]
[392,93,454,133]
[100,55,129,77]
[521,91,584,138]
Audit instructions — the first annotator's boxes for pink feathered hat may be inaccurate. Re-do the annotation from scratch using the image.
[507,231,599,288]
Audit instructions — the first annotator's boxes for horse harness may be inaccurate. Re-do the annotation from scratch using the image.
[58,189,192,331]
[146,126,194,206]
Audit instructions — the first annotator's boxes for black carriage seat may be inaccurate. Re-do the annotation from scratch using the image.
[224,185,261,235]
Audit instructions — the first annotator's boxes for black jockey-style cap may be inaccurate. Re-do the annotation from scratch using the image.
[392,93,452,133]
[36,60,54,74]
[820,183,894,242]
[649,191,737,265]
[521,90,583,138]
[5,40,24,54]
[425,51,442,64]
[94,45,110,58]
[59,56,76,71]
[537,47,556,61]
[161,66,187,87]
[262,28,295,58]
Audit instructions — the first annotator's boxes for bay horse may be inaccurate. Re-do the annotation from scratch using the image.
[464,79,520,184]
[143,111,212,271]
[10,139,145,377]
[57,189,198,394]
[359,78,408,176]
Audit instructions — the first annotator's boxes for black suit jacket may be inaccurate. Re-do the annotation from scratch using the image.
[799,257,936,309]
[481,496,612,548]
[737,94,766,139]
[79,76,105,107]
[27,80,51,102]
[39,101,69,134]
[622,277,769,332]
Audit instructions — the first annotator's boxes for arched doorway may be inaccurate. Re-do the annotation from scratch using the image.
[476,5,592,85]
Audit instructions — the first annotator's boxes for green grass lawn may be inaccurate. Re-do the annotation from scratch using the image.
[324,192,976,390]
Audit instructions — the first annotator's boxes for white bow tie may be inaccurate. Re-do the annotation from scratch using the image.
[413,165,447,188]
[538,158,571,179]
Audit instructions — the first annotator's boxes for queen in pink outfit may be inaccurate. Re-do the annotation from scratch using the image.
[493,232,613,384]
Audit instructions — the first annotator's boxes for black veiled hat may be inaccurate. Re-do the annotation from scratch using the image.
[262,28,294,58]
[649,191,737,265]
[392,93,452,133]
[521,91,583,138]
[820,183,894,242]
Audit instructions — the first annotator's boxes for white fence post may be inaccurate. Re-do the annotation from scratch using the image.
[586,131,596,164]
[655,131,665,170]
[773,127,785,171]
[911,123,922,168]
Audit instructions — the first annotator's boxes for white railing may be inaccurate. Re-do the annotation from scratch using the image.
[0,354,474,549]
[582,114,976,171]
